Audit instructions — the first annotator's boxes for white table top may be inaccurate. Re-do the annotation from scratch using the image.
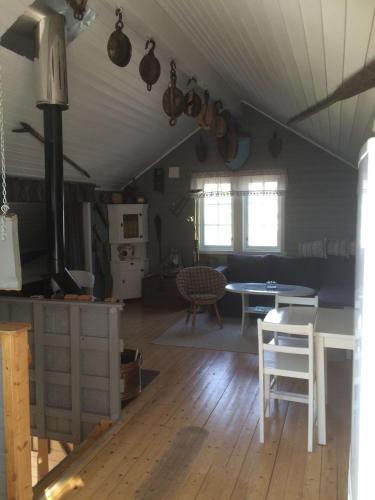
[225,282,315,297]
[264,306,354,338]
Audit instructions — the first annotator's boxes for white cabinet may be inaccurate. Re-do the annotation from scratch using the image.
[111,261,148,300]
[108,204,149,300]
[108,204,148,244]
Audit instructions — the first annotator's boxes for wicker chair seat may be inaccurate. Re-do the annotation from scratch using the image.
[189,293,218,304]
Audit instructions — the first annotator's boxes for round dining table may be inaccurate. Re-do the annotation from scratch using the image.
[225,282,315,336]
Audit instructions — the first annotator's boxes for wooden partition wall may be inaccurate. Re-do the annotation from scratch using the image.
[0,322,32,500]
[0,297,123,445]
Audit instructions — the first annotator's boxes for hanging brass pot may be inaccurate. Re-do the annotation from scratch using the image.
[139,39,161,91]
[162,60,185,126]
[217,114,239,162]
[107,9,132,67]
[213,100,227,138]
[184,77,202,117]
[196,90,209,128]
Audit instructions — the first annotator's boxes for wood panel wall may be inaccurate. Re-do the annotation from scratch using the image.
[136,105,357,270]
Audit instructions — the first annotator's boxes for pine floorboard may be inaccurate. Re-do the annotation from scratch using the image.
[38,302,352,500]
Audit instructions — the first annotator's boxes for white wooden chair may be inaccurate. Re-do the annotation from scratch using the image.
[258,317,315,452]
[275,295,319,309]
[274,295,318,345]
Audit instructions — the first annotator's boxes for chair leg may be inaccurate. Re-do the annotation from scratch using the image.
[192,302,197,328]
[213,303,223,328]
[265,374,271,417]
[259,374,265,443]
[308,378,314,453]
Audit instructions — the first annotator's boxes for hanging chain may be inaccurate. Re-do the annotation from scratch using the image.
[0,60,9,241]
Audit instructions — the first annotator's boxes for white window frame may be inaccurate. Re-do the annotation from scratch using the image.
[193,170,286,254]
[198,191,234,253]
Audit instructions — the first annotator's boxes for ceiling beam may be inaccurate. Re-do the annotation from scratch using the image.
[118,0,240,113]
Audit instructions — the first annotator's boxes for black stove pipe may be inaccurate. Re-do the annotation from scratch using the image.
[43,105,81,294]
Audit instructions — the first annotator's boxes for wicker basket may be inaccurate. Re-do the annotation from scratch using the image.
[120,349,142,401]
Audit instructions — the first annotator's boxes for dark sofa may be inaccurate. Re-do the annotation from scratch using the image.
[217,253,355,316]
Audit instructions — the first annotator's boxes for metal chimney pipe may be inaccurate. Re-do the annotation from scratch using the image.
[35,14,69,109]
[35,14,80,294]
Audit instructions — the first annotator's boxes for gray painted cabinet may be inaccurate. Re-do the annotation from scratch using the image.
[0,297,123,444]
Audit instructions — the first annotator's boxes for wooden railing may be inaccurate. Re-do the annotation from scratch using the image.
[0,322,32,500]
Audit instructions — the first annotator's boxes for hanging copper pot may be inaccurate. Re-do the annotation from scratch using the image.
[107,9,132,67]
[213,101,227,138]
[204,97,217,130]
[196,90,209,128]
[139,39,161,91]
[162,60,184,126]
[184,77,202,117]
[195,135,208,162]
[217,115,239,162]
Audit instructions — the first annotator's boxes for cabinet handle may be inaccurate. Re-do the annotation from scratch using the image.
[130,262,134,266]
[122,280,125,284]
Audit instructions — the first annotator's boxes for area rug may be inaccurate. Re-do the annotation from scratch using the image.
[152,314,259,354]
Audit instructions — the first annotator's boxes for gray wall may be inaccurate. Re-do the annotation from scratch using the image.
[136,105,358,272]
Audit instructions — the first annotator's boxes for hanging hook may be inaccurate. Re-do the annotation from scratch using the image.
[187,76,197,87]
[115,8,124,31]
[145,38,156,51]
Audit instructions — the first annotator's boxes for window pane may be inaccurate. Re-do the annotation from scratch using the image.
[202,182,232,248]
[248,195,279,248]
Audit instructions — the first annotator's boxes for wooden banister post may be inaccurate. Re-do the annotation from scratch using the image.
[0,322,32,500]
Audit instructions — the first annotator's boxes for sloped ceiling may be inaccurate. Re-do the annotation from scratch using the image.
[1,0,374,188]
[158,0,375,166]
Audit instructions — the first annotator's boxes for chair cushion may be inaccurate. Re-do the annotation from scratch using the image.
[190,293,218,304]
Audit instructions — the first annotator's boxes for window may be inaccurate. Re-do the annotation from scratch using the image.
[201,181,232,250]
[245,180,283,252]
[192,170,286,253]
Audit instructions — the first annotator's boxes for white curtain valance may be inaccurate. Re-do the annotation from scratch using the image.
[191,169,287,196]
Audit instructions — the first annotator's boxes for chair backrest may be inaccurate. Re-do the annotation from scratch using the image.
[176,266,227,302]
[275,294,318,309]
[69,270,95,289]
[258,317,314,376]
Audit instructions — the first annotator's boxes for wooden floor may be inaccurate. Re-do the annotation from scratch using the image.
[40,303,352,500]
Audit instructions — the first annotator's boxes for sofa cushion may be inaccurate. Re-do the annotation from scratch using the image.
[321,257,355,287]
[318,285,354,308]
[268,255,322,289]
[226,254,270,283]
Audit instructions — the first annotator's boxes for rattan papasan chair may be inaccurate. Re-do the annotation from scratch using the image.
[176,266,227,328]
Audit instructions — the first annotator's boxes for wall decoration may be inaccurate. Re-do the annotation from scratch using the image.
[107,8,132,67]
[139,39,161,91]
[225,134,251,170]
[184,77,202,117]
[162,60,184,126]
[213,101,227,138]
[168,167,180,179]
[217,114,238,162]
[268,131,283,158]
[153,167,164,193]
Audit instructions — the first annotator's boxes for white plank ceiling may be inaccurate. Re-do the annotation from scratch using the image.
[158,0,375,165]
[1,0,375,187]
